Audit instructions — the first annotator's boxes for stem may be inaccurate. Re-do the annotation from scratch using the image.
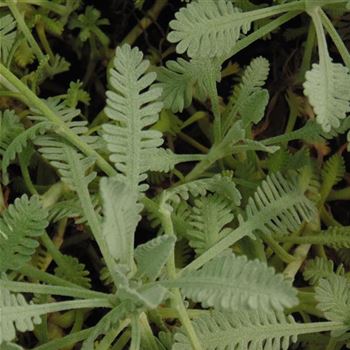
[6,0,45,61]
[130,314,141,350]
[121,0,168,46]
[0,0,67,16]
[96,319,130,350]
[297,22,316,83]
[1,280,108,299]
[0,64,117,177]
[159,204,203,350]
[4,298,112,319]
[36,21,54,60]
[328,187,350,201]
[34,328,93,350]
[319,8,350,69]
[19,155,38,195]
[19,264,83,289]
[261,233,296,264]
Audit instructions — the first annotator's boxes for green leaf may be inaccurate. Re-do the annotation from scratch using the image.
[173,310,302,350]
[0,195,48,273]
[0,14,17,65]
[240,89,269,127]
[1,122,53,185]
[320,154,345,202]
[316,274,350,324]
[54,255,91,288]
[242,172,316,236]
[223,56,270,133]
[173,253,298,312]
[0,286,41,344]
[303,60,350,132]
[0,110,24,166]
[168,0,252,58]
[103,44,164,192]
[135,235,176,281]
[185,194,235,256]
[100,177,142,272]
[304,257,345,285]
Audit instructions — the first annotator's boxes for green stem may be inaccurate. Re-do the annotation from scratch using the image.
[261,233,296,263]
[19,155,38,195]
[121,0,168,46]
[1,280,108,299]
[328,187,350,201]
[130,314,141,350]
[0,0,66,15]
[8,298,111,319]
[297,21,316,83]
[159,203,203,350]
[96,319,130,350]
[319,8,350,69]
[19,264,83,289]
[6,0,45,61]
[0,63,117,177]
[34,328,93,350]
[36,21,55,60]
[111,330,131,350]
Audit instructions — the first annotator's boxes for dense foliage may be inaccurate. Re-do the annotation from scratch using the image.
[0,0,350,349]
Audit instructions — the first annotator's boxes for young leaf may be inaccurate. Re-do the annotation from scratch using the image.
[134,235,176,281]
[303,60,350,132]
[172,253,298,312]
[304,257,345,285]
[168,0,252,58]
[1,122,53,185]
[0,14,17,64]
[320,154,345,202]
[223,56,270,133]
[315,274,350,324]
[0,195,48,273]
[103,44,163,192]
[186,194,235,256]
[100,177,142,272]
[54,255,91,288]
[0,110,24,165]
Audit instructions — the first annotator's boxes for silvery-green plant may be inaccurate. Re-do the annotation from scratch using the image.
[0,0,350,349]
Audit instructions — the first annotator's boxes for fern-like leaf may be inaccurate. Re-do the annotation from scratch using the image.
[320,154,345,202]
[0,110,24,165]
[0,14,17,64]
[168,0,252,58]
[186,194,235,256]
[172,253,298,312]
[35,140,96,191]
[241,172,315,236]
[223,57,270,133]
[156,57,221,113]
[103,44,163,192]
[304,257,345,285]
[1,122,53,184]
[315,274,350,324]
[0,287,41,344]
[0,195,48,273]
[134,235,176,281]
[173,310,303,350]
[54,255,91,288]
[303,59,350,132]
